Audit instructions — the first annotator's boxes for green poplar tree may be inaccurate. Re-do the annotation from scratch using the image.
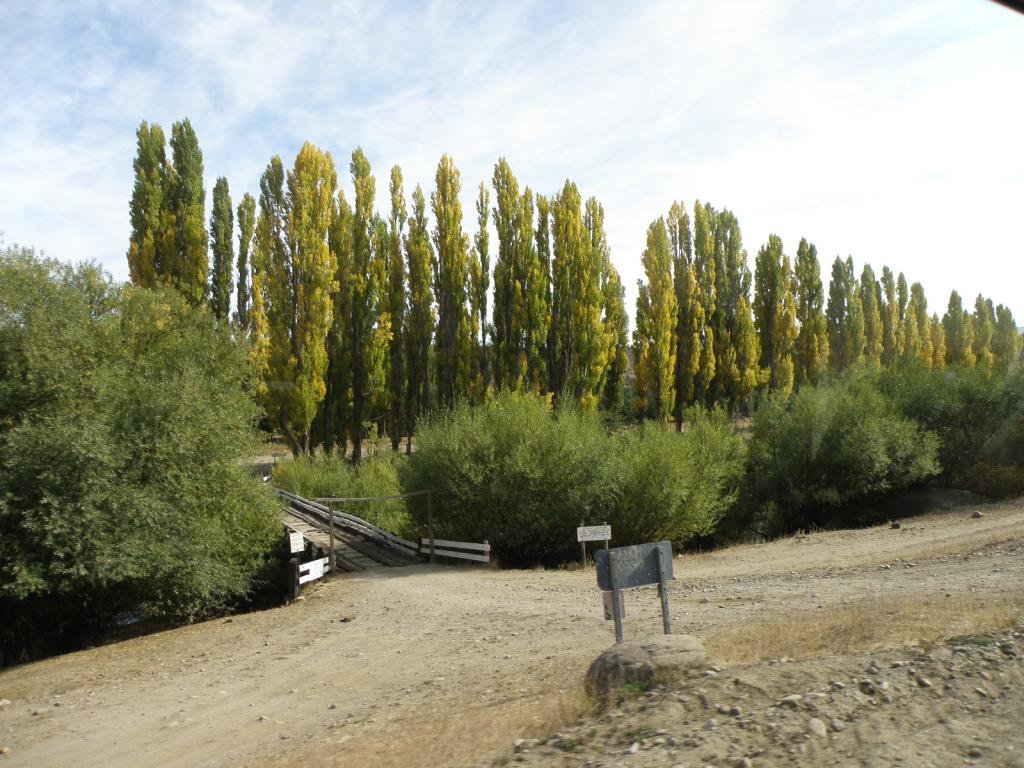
[668,201,700,426]
[943,291,976,367]
[860,264,883,366]
[469,182,491,397]
[691,201,717,404]
[930,314,946,369]
[127,121,169,288]
[167,119,208,306]
[993,305,1021,367]
[880,266,902,366]
[432,155,472,408]
[253,145,338,455]
[386,166,407,449]
[827,256,865,370]
[209,176,233,322]
[794,238,829,385]
[403,185,435,453]
[972,294,995,373]
[753,235,797,395]
[601,256,629,412]
[910,283,933,367]
[633,218,678,419]
[235,192,256,329]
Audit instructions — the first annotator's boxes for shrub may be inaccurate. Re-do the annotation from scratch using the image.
[0,248,280,664]
[878,363,1024,497]
[746,371,940,534]
[405,392,617,565]
[272,452,415,537]
[606,408,745,546]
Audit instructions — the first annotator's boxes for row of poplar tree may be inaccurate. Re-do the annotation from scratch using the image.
[127,119,1021,457]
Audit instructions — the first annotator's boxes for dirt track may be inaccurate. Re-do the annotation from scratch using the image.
[1,496,1023,767]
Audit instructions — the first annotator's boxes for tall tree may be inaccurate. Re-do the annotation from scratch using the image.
[633,218,678,419]
[386,166,407,450]
[826,256,864,370]
[209,176,234,322]
[880,266,903,366]
[127,121,170,288]
[524,191,551,392]
[753,235,797,395]
[235,193,256,329]
[972,294,995,373]
[691,201,717,404]
[993,304,1021,367]
[432,155,472,409]
[253,145,338,455]
[909,282,933,367]
[601,255,629,412]
[860,264,883,366]
[668,201,700,426]
[167,119,208,306]
[930,313,946,369]
[794,238,829,385]
[943,290,976,366]
[469,182,491,397]
[550,180,608,408]
[403,185,435,453]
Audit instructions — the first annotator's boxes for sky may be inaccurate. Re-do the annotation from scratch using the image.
[2,0,1022,321]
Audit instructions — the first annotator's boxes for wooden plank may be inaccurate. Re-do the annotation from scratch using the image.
[430,547,490,563]
[419,538,490,552]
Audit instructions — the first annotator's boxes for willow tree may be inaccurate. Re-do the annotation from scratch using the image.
[550,180,607,408]
[404,185,434,453]
[432,155,472,408]
[753,235,796,395]
[794,238,829,385]
[251,145,338,455]
[386,166,407,449]
[209,176,234,322]
[235,192,256,329]
[634,218,678,419]
[668,200,700,426]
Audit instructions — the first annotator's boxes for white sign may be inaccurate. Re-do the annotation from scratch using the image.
[289,531,305,553]
[577,525,611,543]
[298,557,329,584]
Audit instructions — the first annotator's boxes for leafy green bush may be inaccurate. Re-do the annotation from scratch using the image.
[272,452,415,537]
[746,371,940,534]
[405,392,617,565]
[878,363,1024,496]
[0,248,280,664]
[606,409,745,545]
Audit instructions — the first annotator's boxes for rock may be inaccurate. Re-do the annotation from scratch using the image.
[808,718,828,738]
[729,705,743,717]
[968,746,983,758]
[736,759,753,768]
[779,694,803,708]
[703,718,718,731]
[830,718,847,732]
[974,687,989,698]
[859,679,876,695]
[0,700,9,709]
[0,746,9,755]
[626,742,640,754]
[917,676,932,689]
[890,521,901,529]
[972,510,984,519]
[584,635,707,702]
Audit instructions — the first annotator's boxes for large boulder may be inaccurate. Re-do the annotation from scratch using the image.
[585,634,708,703]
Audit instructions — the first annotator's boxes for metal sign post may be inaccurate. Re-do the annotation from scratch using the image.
[595,541,674,643]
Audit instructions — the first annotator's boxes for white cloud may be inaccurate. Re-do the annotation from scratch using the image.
[1,0,1021,320]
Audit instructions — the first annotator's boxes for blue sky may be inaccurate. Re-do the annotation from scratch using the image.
[2,0,1022,320]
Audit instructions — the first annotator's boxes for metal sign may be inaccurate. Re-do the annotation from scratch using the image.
[289,531,305,554]
[595,541,674,642]
[602,590,625,620]
[298,557,329,584]
[595,541,673,590]
[577,525,612,542]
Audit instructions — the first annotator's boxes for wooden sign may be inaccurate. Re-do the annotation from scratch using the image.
[289,531,305,554]
[577,524,612,543]
[298,557,329,584]
[594,541,674,643]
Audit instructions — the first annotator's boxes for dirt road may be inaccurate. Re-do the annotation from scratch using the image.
[1,497,1023,767]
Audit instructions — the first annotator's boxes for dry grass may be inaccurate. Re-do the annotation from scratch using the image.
[704,592,1024,664]
[290,686,593,768]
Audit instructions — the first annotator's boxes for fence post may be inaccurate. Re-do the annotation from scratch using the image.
[288,556,299,603]
[328,504,336,575]
[427,491,436,564]
[603,520,609,550]
[579,521,586,567]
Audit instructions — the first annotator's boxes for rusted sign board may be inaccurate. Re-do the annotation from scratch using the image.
[595,541,674,643]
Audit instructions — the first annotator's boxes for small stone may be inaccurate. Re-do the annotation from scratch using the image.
[703,718,718,730]
[257,715,267,721]
[808,718,828,738]
[830,718,847,732]
[974,687,989,698]
[780,694,802,708]
[969,746,983,758]
[328,703,337,709]
[729,705,743,717]
[736,759,753,768]
[627,742,640,754]
[699,597,710,604]
[917,676,932,689]
[0,700,10,709]
[890,521,901,529]
[0,747,10,755]
[859,679,876,695]
[972,510,984,519]
[513,739,526,752]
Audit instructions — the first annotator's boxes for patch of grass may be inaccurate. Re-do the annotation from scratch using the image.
[625,725,658,743]
[704,592,1024,663]
[551,737,580,752]
[947,634,996,647]
[616,680,651,703]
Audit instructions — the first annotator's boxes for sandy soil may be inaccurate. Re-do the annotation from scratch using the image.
[1,497,1023,767]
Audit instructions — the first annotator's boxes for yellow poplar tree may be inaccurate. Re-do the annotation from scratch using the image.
[633,218,678,419]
